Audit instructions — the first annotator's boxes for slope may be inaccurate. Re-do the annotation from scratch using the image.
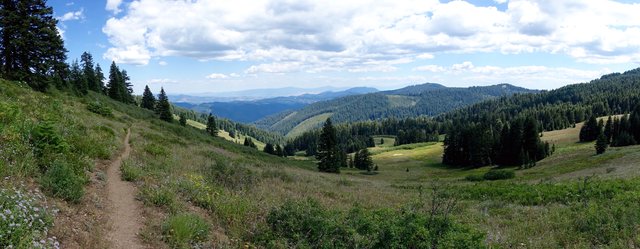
[3,74,640,248]
[256,83,537,136]
[175,87,377,123]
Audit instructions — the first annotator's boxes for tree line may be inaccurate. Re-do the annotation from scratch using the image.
[288,117,442,157]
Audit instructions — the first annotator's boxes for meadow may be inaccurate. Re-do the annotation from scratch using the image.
[2,79,640,248]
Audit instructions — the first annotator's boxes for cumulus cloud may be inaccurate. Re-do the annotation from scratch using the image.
[102,0,640,68]
[414,61,611,89]
[206,73,230,79]
[59,9,84,21]
[106,0,124,14]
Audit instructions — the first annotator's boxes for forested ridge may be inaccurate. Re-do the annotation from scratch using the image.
[256,83,537,135]
[288,69,640,169]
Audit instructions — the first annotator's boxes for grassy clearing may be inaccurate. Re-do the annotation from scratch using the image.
[286,112,333,139]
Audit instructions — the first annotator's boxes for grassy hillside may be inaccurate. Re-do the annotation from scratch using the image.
[256,83,537,136]
[4,78,640,248]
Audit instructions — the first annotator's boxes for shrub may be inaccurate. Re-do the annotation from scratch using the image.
[40,160,85,203]
[162,213,210,248]
[143,186,176,209]
[465,174,485,182]
[120,159,143,182]
[483,169,515,181]
[31,121,68,164]
[86,101,114,117]
[259,198,485,248]
[0,187,59,248]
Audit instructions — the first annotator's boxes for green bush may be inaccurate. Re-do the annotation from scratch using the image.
[120,160,143,182]
[258,198,485,248]
[40,160,85,203]
[483,169,515,181]
[31,121,69,164]
[144,186,176,209]
[465,174,484,182]
[86,101,114,117]
[162,213,210,248]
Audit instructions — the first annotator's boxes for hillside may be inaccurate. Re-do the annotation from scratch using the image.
[175,87,378,123]
[440,68,640,131]
[4,72,640,248]
[256,83,537,137]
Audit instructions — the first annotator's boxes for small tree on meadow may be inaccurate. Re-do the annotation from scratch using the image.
[316,118,340,173]
[179,113,187,126]
[206,114,218,137]
[264,143,275,155]
[156,87,173,122]
[595,133,608,155]
[141,85,156,110]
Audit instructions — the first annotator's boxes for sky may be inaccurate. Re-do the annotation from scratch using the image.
[52,0,640,95]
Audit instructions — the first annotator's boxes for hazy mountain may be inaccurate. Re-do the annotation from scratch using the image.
[174,87,378,123]
[169,86,355,103]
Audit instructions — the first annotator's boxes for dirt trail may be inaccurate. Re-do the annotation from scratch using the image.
[106,129,145,249]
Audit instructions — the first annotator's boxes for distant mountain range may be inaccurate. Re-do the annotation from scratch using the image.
[174,87,378,123]
[253,83,539,137]
[169,86,361,103]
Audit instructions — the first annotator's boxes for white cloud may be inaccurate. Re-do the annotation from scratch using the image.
[147,78,177,84]
[414,61,611,89]
[206,73,229,79]
[414,65,445,73]
[102,0,640,67]
[158,61,167,66]
[106,0,124,14]
[59,9,84,22]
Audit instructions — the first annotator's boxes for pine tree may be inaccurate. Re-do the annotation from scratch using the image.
[229,130,236,138]
[156,88,173,122]
[595,133,608,155]
[141,85,156,110]
[107,61,123,101]
[205,114,218,136]
[179,113,187,126]
[316,118,339,173]
[354,148,373,171]
[275,144,284,157]
[580,116,600,142]
[121,70,135,103]
[95,64,105,93]
[604,116,613,143]
[263,143,275,155]
[0,0,68,91]
[69,60,87,95]
[80,51,99,92]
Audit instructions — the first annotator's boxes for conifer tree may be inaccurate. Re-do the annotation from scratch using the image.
[95,63,105,93]
[580,116,600,142]
[595,133,608,155]
[354,148,373,171]
[107,61,123,101]
[263,143,275,155]
[179,113,187,126]
[205,114,218,136]
[604,116,613,143]
[275,144,284,157]
[156,88,173,122]
[69,60,87,95]
[80,52,99,91]
[141,85,156,110]
[0,0,68,91]
[316,118,339,173]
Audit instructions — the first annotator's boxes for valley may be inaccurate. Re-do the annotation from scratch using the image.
[2,1,640,248]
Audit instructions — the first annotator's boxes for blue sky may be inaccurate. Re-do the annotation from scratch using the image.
[52,0,640,95]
